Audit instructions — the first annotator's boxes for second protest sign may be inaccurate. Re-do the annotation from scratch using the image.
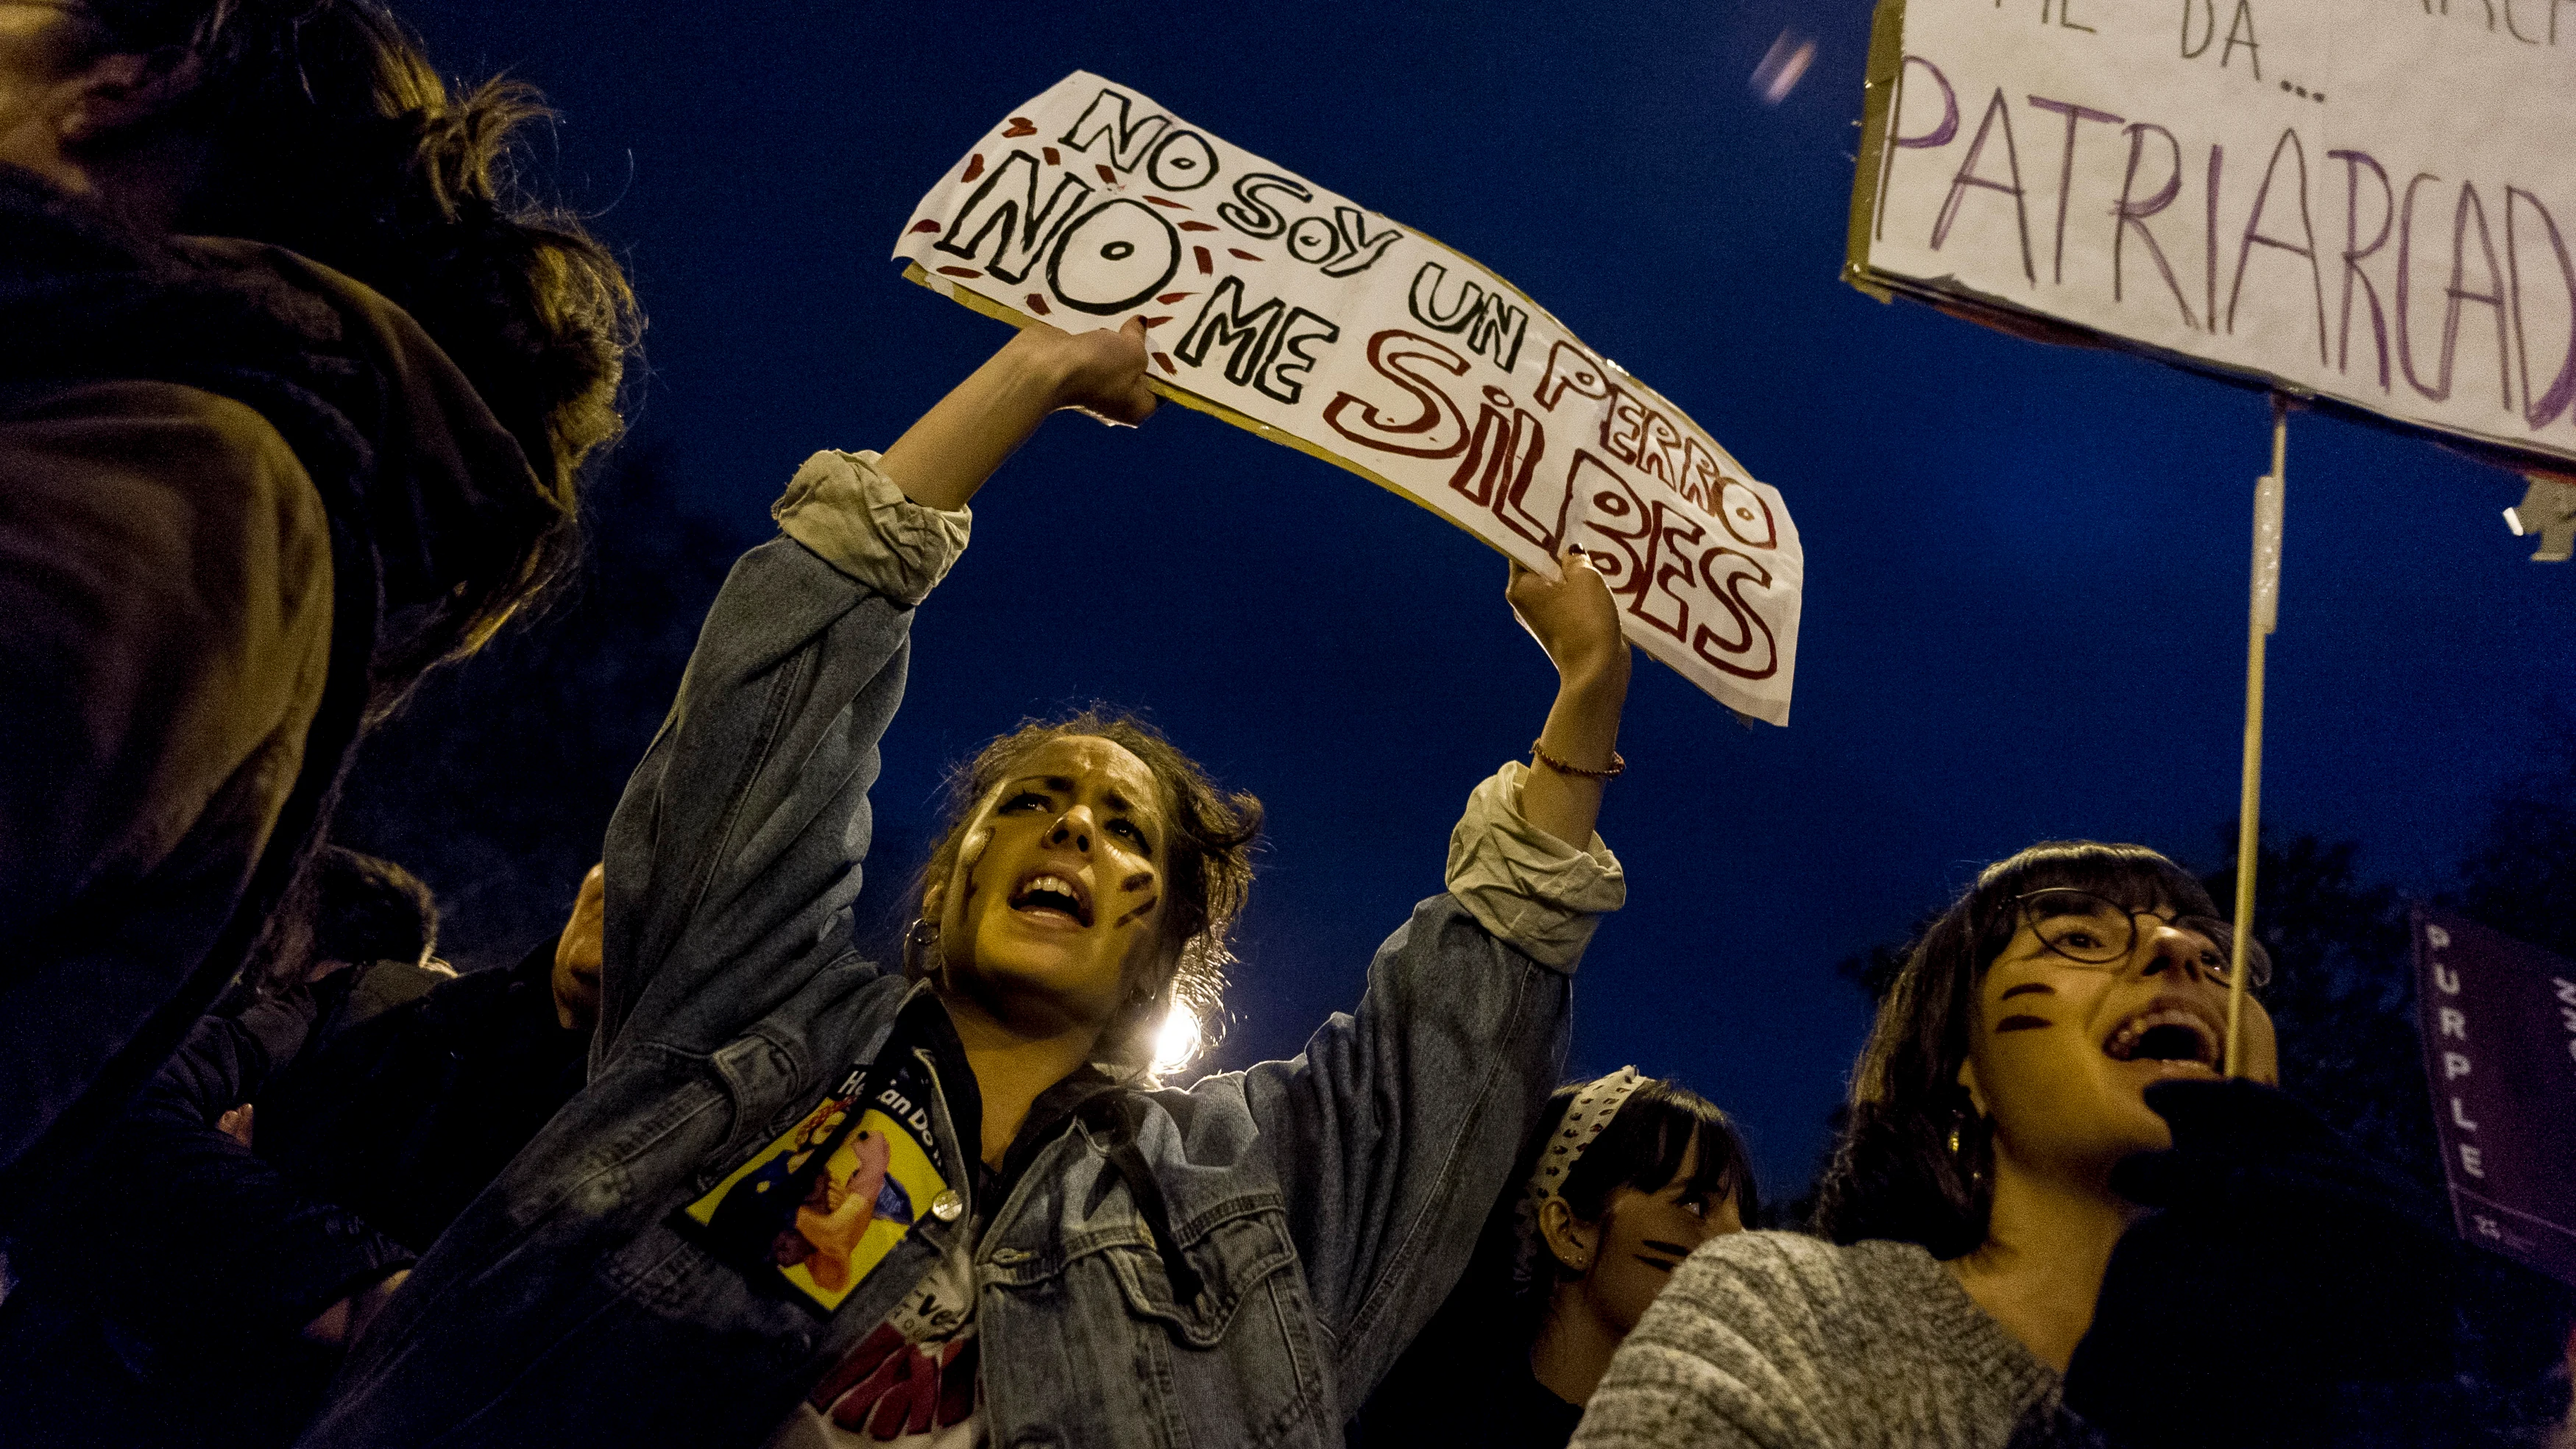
[1849,0,2576,469]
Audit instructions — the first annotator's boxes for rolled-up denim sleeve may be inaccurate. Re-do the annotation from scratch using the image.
[1220,764,1624,1409]
[1444,760,1626,971]
[594,454,961,1058]
[769,450,970,606]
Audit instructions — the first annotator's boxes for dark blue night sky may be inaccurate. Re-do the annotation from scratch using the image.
[405,0,2574,1191]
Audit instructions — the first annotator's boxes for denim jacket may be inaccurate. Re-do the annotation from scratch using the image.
[306,456,1621,1449]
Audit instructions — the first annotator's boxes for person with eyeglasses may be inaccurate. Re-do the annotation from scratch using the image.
[1568,842,2478,1449]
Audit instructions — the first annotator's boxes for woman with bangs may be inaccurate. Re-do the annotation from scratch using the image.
[1573,843,2474,1449]
[1359,1069,1759,1449]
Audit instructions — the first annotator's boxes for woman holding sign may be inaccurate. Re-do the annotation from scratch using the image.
[1568,845,2477,1449]
[305,316,1633,1449]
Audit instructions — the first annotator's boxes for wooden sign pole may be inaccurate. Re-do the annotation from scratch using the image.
[2225,395,2288,1078]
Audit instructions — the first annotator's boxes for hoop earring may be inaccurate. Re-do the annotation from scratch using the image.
[907,917,949,990]
[1949,1109,1988,1193]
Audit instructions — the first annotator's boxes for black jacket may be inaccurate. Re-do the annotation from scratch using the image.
[256,943,591,1254]
[0,942,588,1448]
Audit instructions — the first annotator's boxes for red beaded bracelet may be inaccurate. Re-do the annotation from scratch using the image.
[1530,739,1626,779]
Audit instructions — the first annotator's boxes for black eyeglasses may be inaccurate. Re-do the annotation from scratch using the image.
[2007,888,2271,988]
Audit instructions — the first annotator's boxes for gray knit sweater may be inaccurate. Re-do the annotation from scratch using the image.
[1568,1233,2101,1449]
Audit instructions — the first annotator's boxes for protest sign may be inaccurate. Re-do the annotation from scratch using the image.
[1848,1,2576,469]
[2413,907,2576,1289]
[894,72,1804,724]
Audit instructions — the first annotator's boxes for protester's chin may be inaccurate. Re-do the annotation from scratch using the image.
[963,938,1120,1007]
[977,921,1096,973]
[2056,1069,2183,1158]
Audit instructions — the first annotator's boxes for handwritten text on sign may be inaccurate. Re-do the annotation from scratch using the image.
[895,72,1803,724]
[2414,907,2576,1290]
[1850,1,2576,467]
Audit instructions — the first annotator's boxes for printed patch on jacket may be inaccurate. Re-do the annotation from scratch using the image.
[791,1247,981,1445]
[682,1054,950,1313]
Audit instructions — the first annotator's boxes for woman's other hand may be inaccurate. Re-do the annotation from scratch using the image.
[552,862,606,1032]
[304,1267,412,1351]
[1507,547,1630,691]
[2064,1079,2466,1448]
[1510,547,1630,851]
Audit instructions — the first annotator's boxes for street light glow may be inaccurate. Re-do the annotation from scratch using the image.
[1150,1007,1203,1079]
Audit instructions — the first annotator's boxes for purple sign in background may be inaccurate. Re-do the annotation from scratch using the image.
[2414,907,2576,1290]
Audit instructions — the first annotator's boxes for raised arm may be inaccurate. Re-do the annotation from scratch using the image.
[1511,547,1632,851]
[593,320,1155,1057]
[1223,548,1632,1400]
[881,316,1155,508]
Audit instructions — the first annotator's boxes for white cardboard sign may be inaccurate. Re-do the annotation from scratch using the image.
[896,72,1805,724]
[1849,1,2576,467]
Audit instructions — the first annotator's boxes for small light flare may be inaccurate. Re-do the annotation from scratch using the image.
[1752,31,1816,106]
[1150,1007,1203,1079]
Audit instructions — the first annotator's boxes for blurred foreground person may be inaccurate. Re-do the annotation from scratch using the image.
[1359,1070,1757,1448]
[0,0,636,1204]
[0,852,603,1448]
[305,317,1632,1449]
[1572,843,2483,1449]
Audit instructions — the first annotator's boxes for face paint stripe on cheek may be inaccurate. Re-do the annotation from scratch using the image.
[1112,895,1159,929]
[1120,871,1153,893]
[1994,1014,2053,1032]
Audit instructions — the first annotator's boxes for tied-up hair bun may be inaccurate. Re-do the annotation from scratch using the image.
[1510,1066,1646,1284]
[77,0,641,701]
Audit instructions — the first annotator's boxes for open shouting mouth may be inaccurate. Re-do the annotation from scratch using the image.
[2101,997,2223,1074]
[1008,870,1092,927]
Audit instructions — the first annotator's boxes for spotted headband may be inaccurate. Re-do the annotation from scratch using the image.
[1511,1066,1646,1283]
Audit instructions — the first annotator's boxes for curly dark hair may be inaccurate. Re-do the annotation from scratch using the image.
[1811,841,2268,1257]
[909,710,1264,1077]
[72,0,641,676]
